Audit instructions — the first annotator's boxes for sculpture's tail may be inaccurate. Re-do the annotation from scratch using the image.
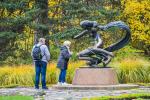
[103,21,131,52]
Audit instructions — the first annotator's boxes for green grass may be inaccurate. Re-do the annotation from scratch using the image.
[82,93,150,100]
[136,83,150,87]
[0,95,33,100]
[83,93,150,100]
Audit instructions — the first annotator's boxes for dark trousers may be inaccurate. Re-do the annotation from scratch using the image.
[59,69,66,83]
[35,61,47,88]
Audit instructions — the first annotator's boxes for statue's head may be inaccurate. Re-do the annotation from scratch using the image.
[80,20,98,30]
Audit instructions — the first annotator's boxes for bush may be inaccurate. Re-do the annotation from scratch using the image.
[113,45,142,61]
[50,45,60,60]
[120,0,150,55]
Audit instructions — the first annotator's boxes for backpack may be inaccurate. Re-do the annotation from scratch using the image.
[32,44,43,60]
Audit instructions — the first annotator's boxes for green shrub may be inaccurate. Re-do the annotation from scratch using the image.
[50,45,60,60]
[113,45,142,61]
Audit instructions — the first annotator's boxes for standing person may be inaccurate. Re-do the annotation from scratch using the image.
[57,41,72,85]
[31,38,50,89]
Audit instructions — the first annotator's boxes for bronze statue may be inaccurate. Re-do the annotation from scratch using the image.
[74,20,131,67]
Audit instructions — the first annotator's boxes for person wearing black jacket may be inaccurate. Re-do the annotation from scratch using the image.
[57,41,72,85]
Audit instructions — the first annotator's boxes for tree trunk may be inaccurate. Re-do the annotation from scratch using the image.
[34,0,49,48]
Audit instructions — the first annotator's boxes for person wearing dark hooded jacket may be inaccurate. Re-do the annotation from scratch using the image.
[57,41,72,85]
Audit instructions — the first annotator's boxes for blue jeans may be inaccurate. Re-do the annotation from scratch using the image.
[35,61,47,88]
[59,69,66,83]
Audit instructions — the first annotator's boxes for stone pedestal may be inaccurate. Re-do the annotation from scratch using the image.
[72,67,119,85]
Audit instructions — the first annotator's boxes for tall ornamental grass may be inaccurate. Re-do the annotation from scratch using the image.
[114,57,150,83]
[0,58,150,87]
[0,65,34,86]
[0,61,85,86]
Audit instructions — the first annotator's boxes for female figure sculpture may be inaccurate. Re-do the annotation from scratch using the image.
[74,20,131,67]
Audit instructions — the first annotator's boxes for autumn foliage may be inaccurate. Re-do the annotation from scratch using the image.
[120,0,150,55]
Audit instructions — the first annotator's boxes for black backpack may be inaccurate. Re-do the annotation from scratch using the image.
[32,45,43,60]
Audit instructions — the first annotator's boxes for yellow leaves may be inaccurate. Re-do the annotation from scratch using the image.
[121,0,150,49]
[48,0,64,19]
[122,0,149,19]
[48,8,62,18]
[127,20,144,31]
[29,1,34,8]
[48,0,60,7]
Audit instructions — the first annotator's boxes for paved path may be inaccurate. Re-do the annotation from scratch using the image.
[0,87,149,100]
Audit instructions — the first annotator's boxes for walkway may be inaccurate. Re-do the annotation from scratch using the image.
[0,87,149,100]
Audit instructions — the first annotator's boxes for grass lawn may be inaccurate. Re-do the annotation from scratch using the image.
[0,95,33,100]
[83,93,150,100]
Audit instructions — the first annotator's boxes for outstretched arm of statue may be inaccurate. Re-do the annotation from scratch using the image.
[97,25,107,31]
[74,30,89,39]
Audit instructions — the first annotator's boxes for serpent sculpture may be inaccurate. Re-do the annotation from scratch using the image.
[74,20,131,67]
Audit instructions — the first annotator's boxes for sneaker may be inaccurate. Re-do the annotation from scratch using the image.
[42,86,48,90]
[35,87,39,89]
[61,82,69,86]
[57,82,62,86]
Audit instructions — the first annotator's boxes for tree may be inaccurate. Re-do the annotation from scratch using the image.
[0,0,122,63]
[120,0,150,55]
[0,0,33,62]
[0,0,50,64]
[34,0,49,47]
[48,0,121,50]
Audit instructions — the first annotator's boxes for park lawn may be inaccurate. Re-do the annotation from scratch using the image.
[83,93,150,100]
[0,95,33,100]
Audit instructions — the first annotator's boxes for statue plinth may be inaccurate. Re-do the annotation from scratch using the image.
[72,67,119,85]
[53,67,139,90]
